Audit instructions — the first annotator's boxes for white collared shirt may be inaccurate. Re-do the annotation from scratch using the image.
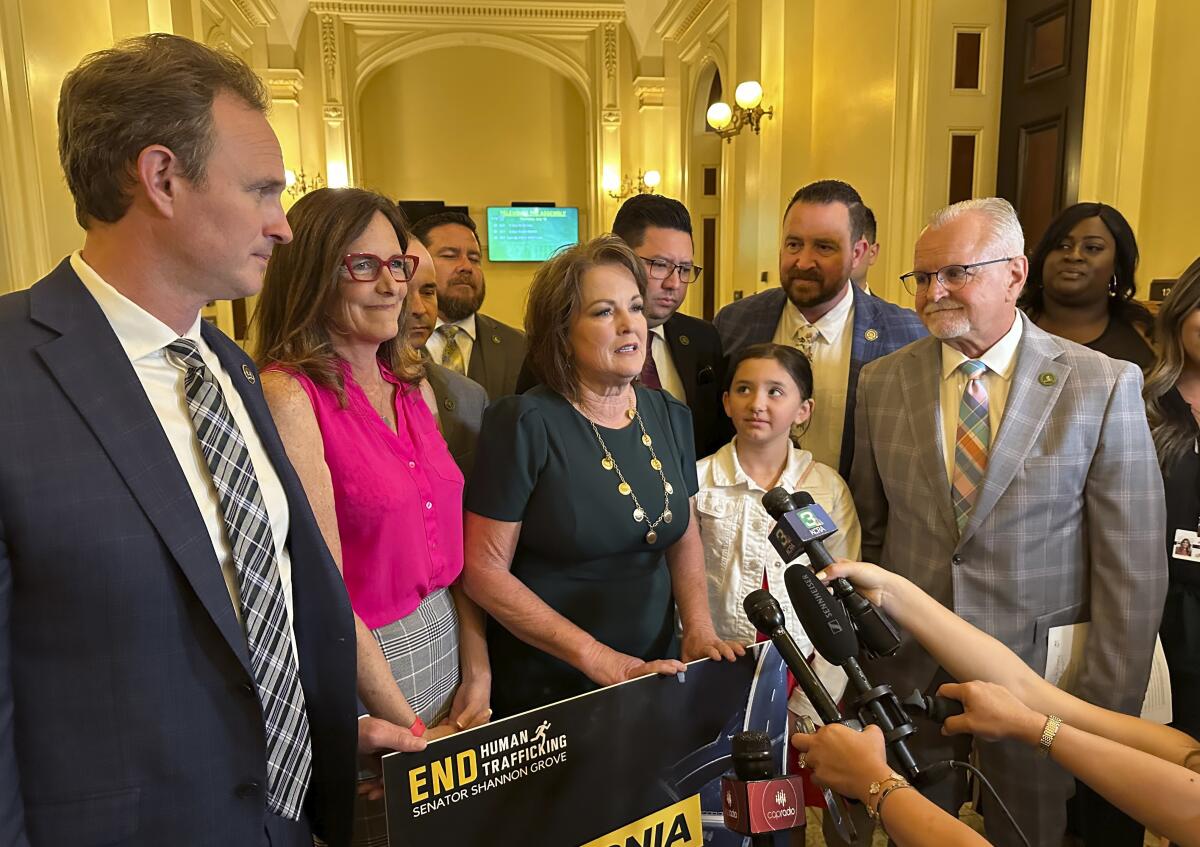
[939,314,1024,483]
[772,284,855,470]
[70,251,298,653]
[428,313,477,370]
[695,438,859,715]
[649,325,685,402]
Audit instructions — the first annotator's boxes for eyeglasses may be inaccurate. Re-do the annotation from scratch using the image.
[638,256,703,284]
[899,257,1014,296]
[341,253,420,283]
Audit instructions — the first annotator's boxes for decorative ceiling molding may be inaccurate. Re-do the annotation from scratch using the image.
[228,0,279,27]
[309,1,624,24]
[654,0,716,42]
[633,75,665,110]
[262,68,304,102]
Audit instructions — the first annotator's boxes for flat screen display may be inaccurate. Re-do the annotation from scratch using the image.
[486,206,580,262]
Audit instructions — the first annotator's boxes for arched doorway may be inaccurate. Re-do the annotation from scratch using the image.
[687,62,724,320]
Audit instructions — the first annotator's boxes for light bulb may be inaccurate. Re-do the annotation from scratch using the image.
[734,80,763,110]
[642,170,661,188]
[327,161,349,188]
[602,169,620,193]
[284,169,297,188]
[706,102,733,130]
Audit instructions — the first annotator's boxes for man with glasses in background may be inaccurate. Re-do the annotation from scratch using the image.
[517,193,730,458]
[714,180,925,478]
[849,197,1166,847]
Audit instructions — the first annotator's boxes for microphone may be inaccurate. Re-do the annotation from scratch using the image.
[742,589,841,726]
[785,564,923,779]
[721,730,805,845]
[762,487,901,658]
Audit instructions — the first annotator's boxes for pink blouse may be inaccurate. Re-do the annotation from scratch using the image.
[270,361,464,629]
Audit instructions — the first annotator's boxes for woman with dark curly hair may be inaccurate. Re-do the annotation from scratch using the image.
[1019,202,1154,369]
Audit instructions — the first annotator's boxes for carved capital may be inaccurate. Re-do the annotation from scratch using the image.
[601,108,621,126]
[262,69,304,103]
[633,76,665,110]
[323,103,345,123]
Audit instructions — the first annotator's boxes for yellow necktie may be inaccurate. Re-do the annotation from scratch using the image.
[438,324,466,375]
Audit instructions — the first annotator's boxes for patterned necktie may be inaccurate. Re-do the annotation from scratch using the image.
[438,324,466,375]
[951,359,990,533]
[791,324,818,361]
[640,333,663,390]
[165,339,312,820]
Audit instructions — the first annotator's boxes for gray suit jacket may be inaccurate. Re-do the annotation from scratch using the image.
[425,361,487,484]
[850,314,1167,845]
[467,313,526,401]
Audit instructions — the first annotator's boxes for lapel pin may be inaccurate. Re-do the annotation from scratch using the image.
[864,328,879,342]
[1038,372,1057,386]
[242,364,256,384]
[444,397,456,411]
[679,335,691,346]
[492,335,501,344]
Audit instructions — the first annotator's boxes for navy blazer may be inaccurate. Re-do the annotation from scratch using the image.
[713,284,926,478]
[0,260,358,846]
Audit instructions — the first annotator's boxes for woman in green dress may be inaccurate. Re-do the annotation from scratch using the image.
[463,236,744,718]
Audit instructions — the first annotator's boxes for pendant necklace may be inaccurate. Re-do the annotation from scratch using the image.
[585,397,673,544]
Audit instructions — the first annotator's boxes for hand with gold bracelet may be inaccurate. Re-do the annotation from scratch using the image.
[790,723,991,846]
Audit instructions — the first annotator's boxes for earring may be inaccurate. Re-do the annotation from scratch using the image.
[1108,275,1119,297]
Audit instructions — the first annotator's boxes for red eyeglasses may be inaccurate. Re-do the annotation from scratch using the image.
[341,253,420,283]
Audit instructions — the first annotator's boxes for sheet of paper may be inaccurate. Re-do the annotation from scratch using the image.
[1045,623,1172,724]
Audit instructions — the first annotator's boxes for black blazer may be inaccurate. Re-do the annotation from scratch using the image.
[466,312,526,401]
[515,311,731,459]
[0,260,358,846]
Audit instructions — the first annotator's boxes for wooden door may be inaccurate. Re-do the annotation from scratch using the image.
[995,0,1092,246]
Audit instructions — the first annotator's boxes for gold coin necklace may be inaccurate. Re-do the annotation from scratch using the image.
[587,400,674,544]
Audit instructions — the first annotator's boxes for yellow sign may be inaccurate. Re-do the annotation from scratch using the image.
[577,795,703,847]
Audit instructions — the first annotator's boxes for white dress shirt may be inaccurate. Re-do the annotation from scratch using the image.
[696,437,859,715]
[772,285,855,470]
[939,314,1023,484]
[427,312,477,370]
[648,325,685,402]
[71,251,298,653]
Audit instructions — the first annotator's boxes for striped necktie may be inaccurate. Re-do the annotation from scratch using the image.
[951,359,990,533]
[438,324,466,375]
[165,339,312,819]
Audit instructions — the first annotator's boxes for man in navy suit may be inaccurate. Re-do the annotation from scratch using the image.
[0,34,418,847]
[714,181,926,478]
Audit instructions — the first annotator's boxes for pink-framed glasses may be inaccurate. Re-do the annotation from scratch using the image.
[341,253,420,283]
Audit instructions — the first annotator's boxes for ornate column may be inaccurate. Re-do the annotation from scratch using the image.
[318,13,353,186]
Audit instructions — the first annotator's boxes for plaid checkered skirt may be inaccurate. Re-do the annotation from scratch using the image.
[351,588,461,847]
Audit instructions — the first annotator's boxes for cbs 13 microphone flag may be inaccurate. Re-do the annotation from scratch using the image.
[384,644,789,846]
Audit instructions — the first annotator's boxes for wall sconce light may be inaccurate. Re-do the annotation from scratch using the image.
[285,168,326,198]
[602,168,662,200]
[706,80,774,142]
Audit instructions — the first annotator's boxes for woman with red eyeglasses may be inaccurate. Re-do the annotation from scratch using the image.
[253,188,490,847]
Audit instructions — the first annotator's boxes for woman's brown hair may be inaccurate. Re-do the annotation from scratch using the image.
[1144,255,1200,471]
[523,235,647,402]
[251,188,423,405]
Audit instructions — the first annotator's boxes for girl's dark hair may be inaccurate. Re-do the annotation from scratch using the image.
[1020,202,1152,333]
[725,343,814,400]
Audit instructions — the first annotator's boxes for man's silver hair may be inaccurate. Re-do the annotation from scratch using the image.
[927,197,1025,258]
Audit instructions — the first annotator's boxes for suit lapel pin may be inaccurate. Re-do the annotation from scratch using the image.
[242,364,256,384]
[1038,372,1057,386]
[444,397,456,411]
[864,328,879,342]
[492,335,501,344]
[679,335,691,346]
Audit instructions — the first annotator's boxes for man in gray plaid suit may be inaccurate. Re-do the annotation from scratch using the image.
[850,197,1166,846]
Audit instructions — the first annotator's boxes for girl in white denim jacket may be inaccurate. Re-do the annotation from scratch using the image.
[696,343,860,717]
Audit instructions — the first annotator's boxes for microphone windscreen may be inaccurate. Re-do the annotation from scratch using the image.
[792,490,816,508]
[743,588,784,634]
[785,564,859,664]
[762,486,796,520]
[730,730,773,781]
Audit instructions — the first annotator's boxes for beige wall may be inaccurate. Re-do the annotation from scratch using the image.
[1135,0,1200,284]
[358,46,588,329]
